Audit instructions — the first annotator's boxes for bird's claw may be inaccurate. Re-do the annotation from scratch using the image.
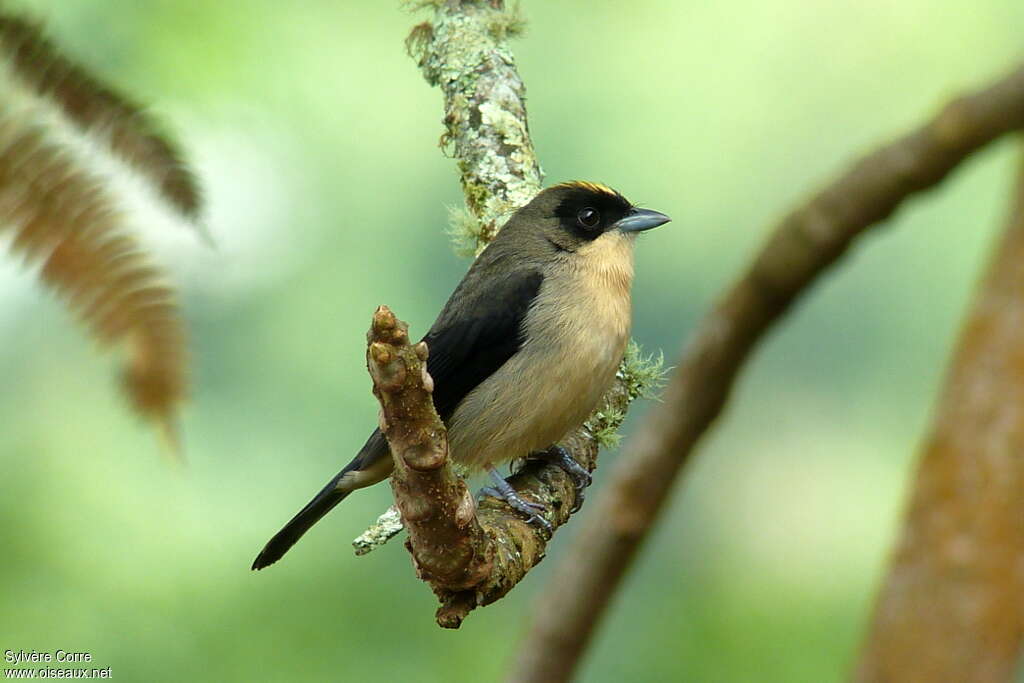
[480,473,553,535]
[534,446,592,512]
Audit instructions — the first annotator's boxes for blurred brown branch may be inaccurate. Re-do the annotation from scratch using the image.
[367,305,597,628]
[853,150,1024,683]
[510,63,1024,683]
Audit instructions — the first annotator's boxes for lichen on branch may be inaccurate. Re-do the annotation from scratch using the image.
[404,0,541,252]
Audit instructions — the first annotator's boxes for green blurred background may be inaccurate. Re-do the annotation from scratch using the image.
[2,1,1022,680]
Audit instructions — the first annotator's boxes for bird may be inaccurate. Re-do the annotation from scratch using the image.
[252,181,670,570]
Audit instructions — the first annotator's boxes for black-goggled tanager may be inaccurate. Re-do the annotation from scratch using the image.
[252,181,671,570]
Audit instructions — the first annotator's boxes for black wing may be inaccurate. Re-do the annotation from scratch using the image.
[423,267,543,420]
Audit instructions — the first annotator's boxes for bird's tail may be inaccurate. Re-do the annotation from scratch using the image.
[251,430,391,570]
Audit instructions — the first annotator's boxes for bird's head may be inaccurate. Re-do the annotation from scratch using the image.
[515,181,671,252]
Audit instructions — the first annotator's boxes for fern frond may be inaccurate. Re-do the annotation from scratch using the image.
[0,14,201,221]
[0,13,198,454]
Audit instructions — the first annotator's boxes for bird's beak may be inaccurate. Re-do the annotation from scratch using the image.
[614,207,672,233]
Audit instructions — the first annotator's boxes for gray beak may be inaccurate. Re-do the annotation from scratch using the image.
[614,207,672,233]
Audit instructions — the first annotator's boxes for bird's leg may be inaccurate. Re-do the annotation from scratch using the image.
[480,465,553,534]
[531,445,591,513]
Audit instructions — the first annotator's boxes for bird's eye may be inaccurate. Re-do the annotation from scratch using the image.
[576,207,600,229]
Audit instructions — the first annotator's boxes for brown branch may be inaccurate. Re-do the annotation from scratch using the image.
[367,305,594,628]
[852,150,1024,682]
[355,0,547,559]
[510,63,1024,683]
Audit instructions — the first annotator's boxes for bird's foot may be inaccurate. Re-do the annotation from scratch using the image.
[481,467,553,534]
[532,445,591,512]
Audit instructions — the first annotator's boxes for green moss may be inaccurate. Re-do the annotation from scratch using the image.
[461,176,490,214]
[618,340,668,402]
[585,405,627,449]
[446,206,483,258]
[584,342,668,450]
[486,2,526,41]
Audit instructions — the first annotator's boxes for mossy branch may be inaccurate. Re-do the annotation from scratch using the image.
[404,0,541,253]
[367,306,592,628]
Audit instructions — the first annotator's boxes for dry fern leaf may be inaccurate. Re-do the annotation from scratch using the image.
[0,13,201,221]
[0,15,200,454]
